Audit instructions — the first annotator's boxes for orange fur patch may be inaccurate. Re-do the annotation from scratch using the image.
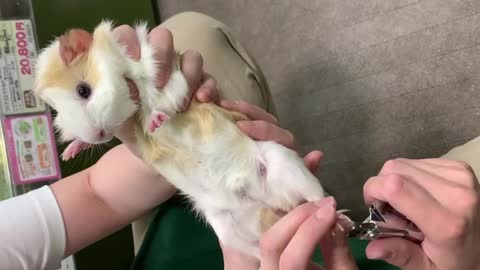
[259,208,283,233]
[36,48,99,94]
[135,102,246,168]
[259,202,295,233]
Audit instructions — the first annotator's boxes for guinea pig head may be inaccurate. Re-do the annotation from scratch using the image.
[33,22,139,146]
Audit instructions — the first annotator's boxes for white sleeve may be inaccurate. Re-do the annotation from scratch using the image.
[0,185,66,270]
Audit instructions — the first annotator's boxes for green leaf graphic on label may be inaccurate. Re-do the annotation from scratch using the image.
[14,120,31,136]
[33,117,46,141]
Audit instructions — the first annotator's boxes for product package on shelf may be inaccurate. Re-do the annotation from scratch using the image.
[2,112,61,185]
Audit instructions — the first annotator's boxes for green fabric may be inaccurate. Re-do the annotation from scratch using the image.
[131,195,399,270]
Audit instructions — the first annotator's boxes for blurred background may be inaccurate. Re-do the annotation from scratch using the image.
[2,0,480,269]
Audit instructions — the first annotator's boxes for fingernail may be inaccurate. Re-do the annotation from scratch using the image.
[155,66,171,87]
[314,196,335,207]
[367,250,392,260]
[236,121,249,129]
[315,200,335,220]
[155,74,166,88]
[220,100,234,107]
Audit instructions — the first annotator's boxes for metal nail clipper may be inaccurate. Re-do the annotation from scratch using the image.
[348,201,425,243]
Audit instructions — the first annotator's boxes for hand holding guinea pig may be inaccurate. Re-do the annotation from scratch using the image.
[97,24,218,157]
[113,28,349,265]
[34,21,337,259]
[111,25,297,159]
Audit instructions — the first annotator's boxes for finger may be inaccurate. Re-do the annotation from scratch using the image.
[319,226,359,270]
[378,159,479,214]
[180,49,204,91]
[366,238,431,270]
[363,174,452,243]
[147,26,174,88]
[380,158,475,189]
[307,262,326,270]
[112,25,140,60]
[304,151,324,173]
[195,74,220,103]
[278,202,336,270]
[260,197,334,270]
[404,159,478,189]
[419,158,475,171]
[237,120,295,150]
[379,159,470,208]
[219,100,278,124]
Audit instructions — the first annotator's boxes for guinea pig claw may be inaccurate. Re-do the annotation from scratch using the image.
[148,111,169,133]
[179,95,192,112]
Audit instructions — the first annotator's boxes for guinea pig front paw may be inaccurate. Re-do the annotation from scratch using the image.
[148,111,170,133]
[61,139,92,161]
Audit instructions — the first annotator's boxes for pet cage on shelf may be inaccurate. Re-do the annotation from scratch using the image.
[0,0,75,269]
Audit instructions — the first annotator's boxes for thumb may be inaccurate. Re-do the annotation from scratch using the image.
[366,238,431,270]
[320,225,358,270]
[147,27,174,88]
[304,151,324,173]
[112,25,141,61]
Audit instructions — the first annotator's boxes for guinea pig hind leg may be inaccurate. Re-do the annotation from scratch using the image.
[256,141,327,205]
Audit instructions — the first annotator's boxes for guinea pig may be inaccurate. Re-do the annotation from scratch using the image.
[33,21,351,258]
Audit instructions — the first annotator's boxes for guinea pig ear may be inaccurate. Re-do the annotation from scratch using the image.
[59,29,93,66]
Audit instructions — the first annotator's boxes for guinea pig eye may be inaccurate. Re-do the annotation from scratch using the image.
[76,83,91,99]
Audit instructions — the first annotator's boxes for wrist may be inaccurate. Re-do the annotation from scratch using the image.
[90,145,175,213]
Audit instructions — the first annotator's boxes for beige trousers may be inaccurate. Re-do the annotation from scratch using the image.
[131,11,276,254]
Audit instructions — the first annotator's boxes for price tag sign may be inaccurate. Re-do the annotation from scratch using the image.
[3,112,61,184]
[0,19,46,115]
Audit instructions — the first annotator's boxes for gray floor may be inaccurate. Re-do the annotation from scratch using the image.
[157,0,480,219]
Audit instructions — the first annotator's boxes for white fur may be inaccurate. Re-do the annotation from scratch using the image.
[34,21,327,259]
[34,21,139,144]
[127,24,326,257]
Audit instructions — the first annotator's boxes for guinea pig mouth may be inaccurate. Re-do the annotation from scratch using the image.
[124,76,140,103]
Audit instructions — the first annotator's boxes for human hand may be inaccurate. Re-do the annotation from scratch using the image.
[110,23,322,176]
[363,158,480,270]
[257,197,358,270]
[112,25,218,155]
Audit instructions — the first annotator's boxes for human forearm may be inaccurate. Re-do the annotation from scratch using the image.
[50,144,175,256]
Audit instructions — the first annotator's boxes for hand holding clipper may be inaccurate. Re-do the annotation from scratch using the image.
[361,158,480,270]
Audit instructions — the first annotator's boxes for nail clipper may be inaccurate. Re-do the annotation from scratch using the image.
[348,201,425,243]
